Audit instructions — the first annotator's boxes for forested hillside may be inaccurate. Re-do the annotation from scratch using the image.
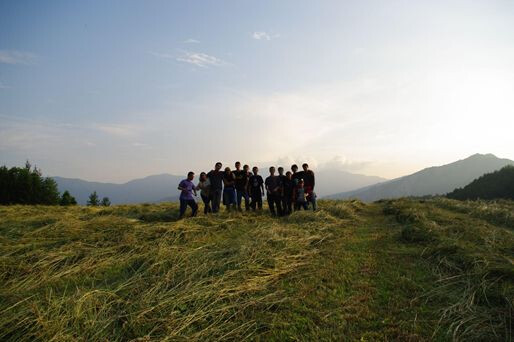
[447,165,514,200]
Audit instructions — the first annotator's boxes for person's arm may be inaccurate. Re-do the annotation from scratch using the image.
[178,181,185,191]
[261,178,265,196]
[311,171,315,188]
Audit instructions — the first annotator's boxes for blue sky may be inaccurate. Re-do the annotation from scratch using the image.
[1,0,514,182]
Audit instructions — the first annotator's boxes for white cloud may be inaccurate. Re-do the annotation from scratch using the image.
[0,50,37,65]
[318,156,372,173]
[176,51,226,68]
[96,124,138,137]
[151,50,227,68]
[184,38,200,44]
[252,31,271,40]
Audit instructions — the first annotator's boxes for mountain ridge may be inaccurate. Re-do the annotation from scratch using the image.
[325,153,514,201]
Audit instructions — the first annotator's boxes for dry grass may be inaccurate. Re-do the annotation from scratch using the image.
[1,199,513,341]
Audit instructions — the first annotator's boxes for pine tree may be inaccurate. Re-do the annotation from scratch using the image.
[87,191,100,206]
[0,161,60,205]
[60,190,77,206]
[101,197,111,207]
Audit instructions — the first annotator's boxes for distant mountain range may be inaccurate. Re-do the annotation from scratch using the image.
[325,154,514,201]
[54,153,513,205]
[53,174,183,205]
[53,169,385,205]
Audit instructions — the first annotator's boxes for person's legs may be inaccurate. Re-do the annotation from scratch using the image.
[280,197,287,214]
[188,200,198,217]
[201,194,209,214]
[212,189,221,213]
[236,190,242,210]
[244,192,250,211]
[276,196,283,216]
[211,191,217,213]
[249,194,256,211]
[230,189,237,211]
[257,196,263,210]
[311,194,317,211]
[179,199,187,218]
[302,202,308,210]
[283,198,291,215]
[267,194,276,215]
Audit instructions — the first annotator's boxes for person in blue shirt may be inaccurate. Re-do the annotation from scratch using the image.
[177,171,198,218]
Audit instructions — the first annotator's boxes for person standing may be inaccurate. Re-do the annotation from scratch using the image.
[291,164,304,186]
[265,166,283,216]
[281,171,294,215]
[293,179,309,210]
[248,166,264,211]
[302,163,317,211]
[207,162,224,213]
[196,172,212,214]
[234,162,250,211]
[223,167,237,212]
[177,171,198,218]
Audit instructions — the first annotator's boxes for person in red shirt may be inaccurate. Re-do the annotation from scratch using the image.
[302,163,317,211]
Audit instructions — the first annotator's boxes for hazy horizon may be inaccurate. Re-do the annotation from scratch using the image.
[1,1,514,183]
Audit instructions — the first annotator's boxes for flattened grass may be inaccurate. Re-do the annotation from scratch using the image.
[0,199,512,341]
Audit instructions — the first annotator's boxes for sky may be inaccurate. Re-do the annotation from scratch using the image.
[1,0,514,182]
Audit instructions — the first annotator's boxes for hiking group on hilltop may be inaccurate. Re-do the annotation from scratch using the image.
[177,162,316,218]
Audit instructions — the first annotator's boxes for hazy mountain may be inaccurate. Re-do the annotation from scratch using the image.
[314,170,386,197]
[447,165,514,200]
[326,154,514,201]
[53,174,182,205]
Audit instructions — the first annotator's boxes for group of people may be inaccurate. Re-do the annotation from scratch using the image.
[177,162,317,218]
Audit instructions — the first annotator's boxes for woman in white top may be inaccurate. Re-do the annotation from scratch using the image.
[196,172,212,214]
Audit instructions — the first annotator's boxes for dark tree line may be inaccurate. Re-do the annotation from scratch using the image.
[447,165,514,200]
[86,191,110,206]
[0,161,77,205]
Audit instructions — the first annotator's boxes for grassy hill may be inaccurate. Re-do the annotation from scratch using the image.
[1,200,513,341]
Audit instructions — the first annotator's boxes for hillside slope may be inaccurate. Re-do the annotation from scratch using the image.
[447,165,514,200]
[327,153,514,201]
[1,199,512,340]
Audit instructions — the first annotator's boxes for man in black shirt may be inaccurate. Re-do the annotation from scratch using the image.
[291,164,303,211]
[207,162,224,213]
[302,163,316,211]
[291,164,304,186]
[281,170,294,215]
[248,166,264,210]
[265,166,283,216]
[233,161,250,211]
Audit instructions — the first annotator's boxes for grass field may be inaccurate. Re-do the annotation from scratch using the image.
[1,199,513,341]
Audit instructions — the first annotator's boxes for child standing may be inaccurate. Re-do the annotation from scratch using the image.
[294,179,308,211]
